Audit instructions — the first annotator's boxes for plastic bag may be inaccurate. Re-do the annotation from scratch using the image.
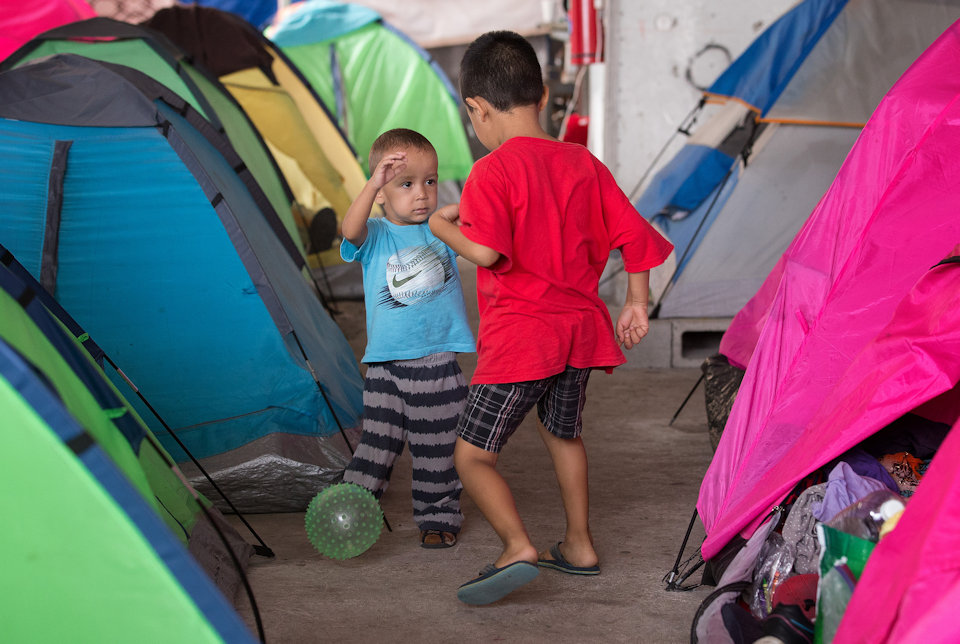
[825,489,905,542]
[749,532,797,618]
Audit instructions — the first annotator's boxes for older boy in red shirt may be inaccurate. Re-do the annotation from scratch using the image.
[430,30,673,605]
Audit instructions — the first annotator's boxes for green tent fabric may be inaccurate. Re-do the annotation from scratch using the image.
[0,242,246,548]
[0,246,257,642]
[269,1,474,181]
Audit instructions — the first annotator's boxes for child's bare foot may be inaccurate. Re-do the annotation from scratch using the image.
[494,542,539,569]
[537,541,600,575]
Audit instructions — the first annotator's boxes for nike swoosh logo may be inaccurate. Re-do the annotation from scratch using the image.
[392,270,422,287]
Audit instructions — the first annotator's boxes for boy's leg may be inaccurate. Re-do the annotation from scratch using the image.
[454,438,538,567]
[536,424,598,568]
[455,379,552,568]
[405,355,466,539]
[534,366,598,569]
[342,363,405,499]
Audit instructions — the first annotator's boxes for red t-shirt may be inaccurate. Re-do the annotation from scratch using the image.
[459,137,674,384]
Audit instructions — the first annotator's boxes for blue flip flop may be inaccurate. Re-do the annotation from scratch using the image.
[456,561,539,605]
[537,542,600,575]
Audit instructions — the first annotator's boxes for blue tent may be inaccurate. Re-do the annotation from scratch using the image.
[0,54,363,511]
[636,0,960,319]
[191,0,278,29]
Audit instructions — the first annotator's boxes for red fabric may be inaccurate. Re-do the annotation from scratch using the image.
[0,1,95,61]
[561,113,589,146]
[459,137,673,384]
[772,573,818,621]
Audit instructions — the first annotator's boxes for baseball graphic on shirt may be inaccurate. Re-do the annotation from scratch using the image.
[385,245,446,306]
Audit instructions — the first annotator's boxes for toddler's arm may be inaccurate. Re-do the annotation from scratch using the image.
[615,271,651,350]
[430,205,501,267]
[341,152,407,246]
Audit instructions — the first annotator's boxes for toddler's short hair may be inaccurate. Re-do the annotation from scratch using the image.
[369,128,436,169]
[459,30,543,112]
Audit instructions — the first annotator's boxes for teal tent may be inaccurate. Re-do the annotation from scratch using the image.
[3,17,316,272]
[0,54,363,511]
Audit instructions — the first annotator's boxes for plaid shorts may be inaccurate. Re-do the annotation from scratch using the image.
[457,366,592,453]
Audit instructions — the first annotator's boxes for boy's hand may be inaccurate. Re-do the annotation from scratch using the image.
[371,152,407,189]
[432,203,461,226]
[430,203,500,267]
[616,304,650,350]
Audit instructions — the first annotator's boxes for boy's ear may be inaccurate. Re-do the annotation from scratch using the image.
[374,190,385,204]
[465,96,489,120]
[538,85,549,112]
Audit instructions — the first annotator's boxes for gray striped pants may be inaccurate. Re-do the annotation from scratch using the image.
[343,352,465,532]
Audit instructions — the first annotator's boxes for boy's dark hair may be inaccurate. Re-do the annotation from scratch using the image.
[459,30,543,112]
[369,128,436,169]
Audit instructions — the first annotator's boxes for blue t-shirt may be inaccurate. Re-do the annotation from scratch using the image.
[341,218,475,363]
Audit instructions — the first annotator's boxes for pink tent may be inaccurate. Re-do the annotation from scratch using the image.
[0,1,95,61]
[834,414,960,643]
[699,19,960,561]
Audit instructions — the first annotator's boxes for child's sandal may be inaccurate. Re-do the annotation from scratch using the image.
[420,529,457,549]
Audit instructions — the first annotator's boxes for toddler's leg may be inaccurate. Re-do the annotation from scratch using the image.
[342,364,405,499]
[407,358,466,534]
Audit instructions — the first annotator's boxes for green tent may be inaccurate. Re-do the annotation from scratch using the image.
[268,1,474,182]
[0,244,257,642]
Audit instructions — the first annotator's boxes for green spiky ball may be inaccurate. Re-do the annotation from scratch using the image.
[305,482,383,559]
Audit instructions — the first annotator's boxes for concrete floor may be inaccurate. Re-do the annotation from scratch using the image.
[228,262,716,643]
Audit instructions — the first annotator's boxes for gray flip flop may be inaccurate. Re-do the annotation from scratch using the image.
[456,561,539,605]
[537,542,600,575]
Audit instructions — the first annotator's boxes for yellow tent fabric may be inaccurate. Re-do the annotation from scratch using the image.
[221,56,372,269]
[143,5,375,272]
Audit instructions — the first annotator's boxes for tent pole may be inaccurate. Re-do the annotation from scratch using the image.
[310,259,340,317]
[117,369,268,642]
[291,333,355,453]
[663,508,703,592]
[597,98,706,297]
[109,360,276,558]
[650,163,736,319]
[627,98,705,202]
[290,333,394,532]
[648,115,765,319]
[670,373,704,426]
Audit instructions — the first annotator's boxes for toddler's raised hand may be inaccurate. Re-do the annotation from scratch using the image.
[372,152,407,189]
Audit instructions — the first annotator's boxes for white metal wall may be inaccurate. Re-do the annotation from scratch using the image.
[599,0,797,193]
